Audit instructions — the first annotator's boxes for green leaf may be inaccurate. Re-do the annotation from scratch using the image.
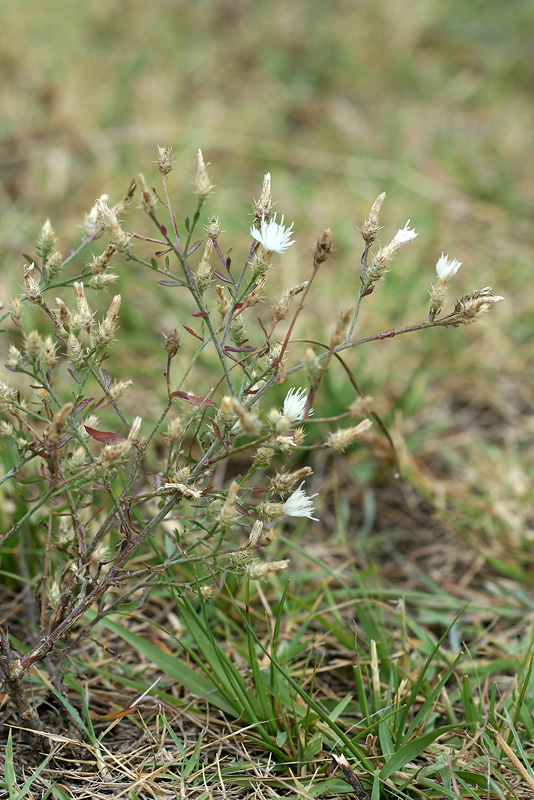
[379,724,458,780]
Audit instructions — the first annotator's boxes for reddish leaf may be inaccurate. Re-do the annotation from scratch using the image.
[155,248,172,257]
[225,345,256,353]
[183,325,204,342]
[160,224,167,236]
[169,391,216,407]
[84,426,126,443]
[362,286,375,298]
[73,398,94,415]
[192,311,209,318]
[212,270,233,285]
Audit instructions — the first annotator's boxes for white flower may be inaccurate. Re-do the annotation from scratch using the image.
[435,252,462,283]
[250,213,295,254]
[282,387,313,423]
[282,482,318,520]
[392,220,418,246]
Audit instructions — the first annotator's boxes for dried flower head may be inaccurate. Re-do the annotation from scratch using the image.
[205,215,222,240]
[72,282,93,332]
[326,419,373,452]
[67,333,84,368]
[194,149,215,200]
[97,200,130,252]
[349,395,374,417]
[244,560,290,580]
[231,399,262,436]
[89,243,116,275]
[247,520,264,548]
[273,282,308,321]
[271,466,313,495]
[166,416,183,444]
[24,331,43,361]
[157,145,174,176]
[164,328,181,358]
[38,219,56,258]
[453,287,504,324]
[253,172,272,218]
[254,446,274,467]
[7,344,23,370]
[137,172,158,214]
[42,336,57,367]
[216,396,236,428]
[361,193,386,244]
[83,193,109,238]
[46,251,63,278]
[95,295,121,350]
[48,403,74,444]
[22,264,42,305]
[219,480,239,529]
[250,213,295,255]
[313,228,334,267]
[331,303,356,348]
[195,239,213,293]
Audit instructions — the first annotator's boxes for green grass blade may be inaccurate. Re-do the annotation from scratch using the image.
[379,724,458,781]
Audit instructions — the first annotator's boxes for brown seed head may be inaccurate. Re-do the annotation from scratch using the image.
[313,228,334,267]
[164,328,181,357]
[157,145,174,176]
[453,287,504,324]
[361,192,386,244]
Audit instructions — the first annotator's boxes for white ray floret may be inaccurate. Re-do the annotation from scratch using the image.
[282,387,313,422]
[435,252,462,283]
[392,220,418,246]
[250,213,295,254]
[282,482,318,520]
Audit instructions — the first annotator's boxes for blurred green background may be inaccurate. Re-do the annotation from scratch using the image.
[1,0,532,544]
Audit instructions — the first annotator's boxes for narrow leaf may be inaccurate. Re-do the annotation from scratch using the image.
[169,390,216,407]
[183,325,204,341]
